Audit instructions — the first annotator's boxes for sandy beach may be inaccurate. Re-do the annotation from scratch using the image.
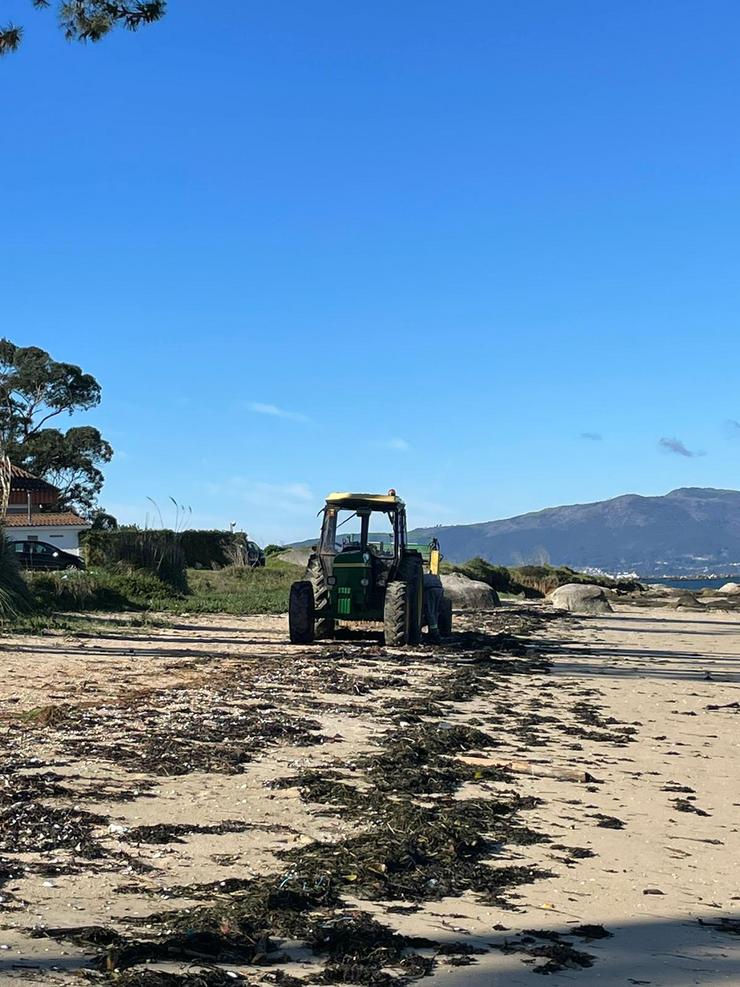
[0,602,738,985]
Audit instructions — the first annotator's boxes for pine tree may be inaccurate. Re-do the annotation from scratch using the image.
[1,1,165,56]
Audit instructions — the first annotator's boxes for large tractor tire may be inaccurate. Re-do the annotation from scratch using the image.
[307,554,334,639]
[438,596,453,637]
[384,580,410,646]
[399,555,423,644]
[289,581,315,644]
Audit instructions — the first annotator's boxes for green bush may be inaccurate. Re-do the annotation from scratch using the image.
[452,557,530,596]
[26,568,179,612]
[179,530,249,568]
[0,533,35,618]
[81,529,187,590]
[82,528,250,575]
[23,557,302,616]
[512,564,642,595]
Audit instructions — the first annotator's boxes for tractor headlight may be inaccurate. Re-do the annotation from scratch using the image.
[360,578,369,587]
[327,576,336,586]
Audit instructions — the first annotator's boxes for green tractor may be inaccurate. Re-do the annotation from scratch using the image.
[288,490,452,646]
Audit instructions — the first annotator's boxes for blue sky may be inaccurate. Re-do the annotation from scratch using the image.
[2,1,740,543]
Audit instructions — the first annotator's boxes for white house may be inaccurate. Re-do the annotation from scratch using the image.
[4,465,91,555]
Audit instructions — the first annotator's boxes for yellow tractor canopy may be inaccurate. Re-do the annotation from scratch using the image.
[325,492,405,512]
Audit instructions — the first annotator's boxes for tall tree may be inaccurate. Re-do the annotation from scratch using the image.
[0,341,113,515]
[1,1,165,56]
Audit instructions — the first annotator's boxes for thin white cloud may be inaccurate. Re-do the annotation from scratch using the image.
[204,477,314,514]
[374,437,410,452]
[255,482,313,501]
[248,402,311,424]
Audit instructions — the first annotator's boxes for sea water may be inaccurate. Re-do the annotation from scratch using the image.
[646,577,734,591]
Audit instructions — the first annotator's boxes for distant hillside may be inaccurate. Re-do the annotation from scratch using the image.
[289,532,393,550]
[409,488,740,576]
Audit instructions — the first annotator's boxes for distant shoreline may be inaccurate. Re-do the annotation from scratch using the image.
[644,575,736,590]
[644,574,737,581]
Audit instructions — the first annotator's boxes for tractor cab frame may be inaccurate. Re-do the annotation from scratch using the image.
[318,491,407,574]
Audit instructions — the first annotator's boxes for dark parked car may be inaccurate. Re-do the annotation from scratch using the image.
[248,541,266,567]
[10,540,86,571]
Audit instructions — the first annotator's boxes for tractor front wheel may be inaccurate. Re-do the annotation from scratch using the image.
[289,581,315,644]
[384,580,410,646]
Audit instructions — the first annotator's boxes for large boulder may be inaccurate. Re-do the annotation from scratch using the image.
[703,594,740,610]
[672,591,704,610]
[719,582,740,595]
[646,583,680,596]
[279,548,312,568]
[549,583,613,614]
[440,573,499,610]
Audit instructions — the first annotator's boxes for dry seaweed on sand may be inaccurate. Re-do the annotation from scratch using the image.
[591,813,625,829]
[261,974,305,986]
[123,820,264,845]
[52,887,437,983]
[0,856,25,908]
[563,702,638,745]
[83,971,248,985]
[549,844,597,865]
[306,910,435,983]
[672,798,711,816]
[0,767,69,804]
[49,698,326,776]
[698,917,740,935]
[359,721,512,795]
[277,732,548,906]
[279,805,548,904]
[33,607,569,983]
[436,941,488,967]
[47,714,550,972]
[492,930,596,975]
[570,924,612,940]
[0,800,107,856]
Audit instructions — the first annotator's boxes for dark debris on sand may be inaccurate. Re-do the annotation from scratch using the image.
[0,799,106,857]
[492,928,597,975]
[83,971,248,986]
[123,820,265,845]
[55,700,327,776]
[20,606,626,983]
[698,917,740,936]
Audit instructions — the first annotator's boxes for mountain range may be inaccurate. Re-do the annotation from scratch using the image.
[408,487,740,576]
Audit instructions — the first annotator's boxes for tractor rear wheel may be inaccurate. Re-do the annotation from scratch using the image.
[307,554,334,638]
[384,580,410,646]
[289,581,315,644]
[399,555,423,644]
[438,596,453,637]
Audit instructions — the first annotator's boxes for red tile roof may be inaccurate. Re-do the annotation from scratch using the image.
[7,464,60,500]
[9,464,42,479]
[9,464,55,484]
[4,512,89,528]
